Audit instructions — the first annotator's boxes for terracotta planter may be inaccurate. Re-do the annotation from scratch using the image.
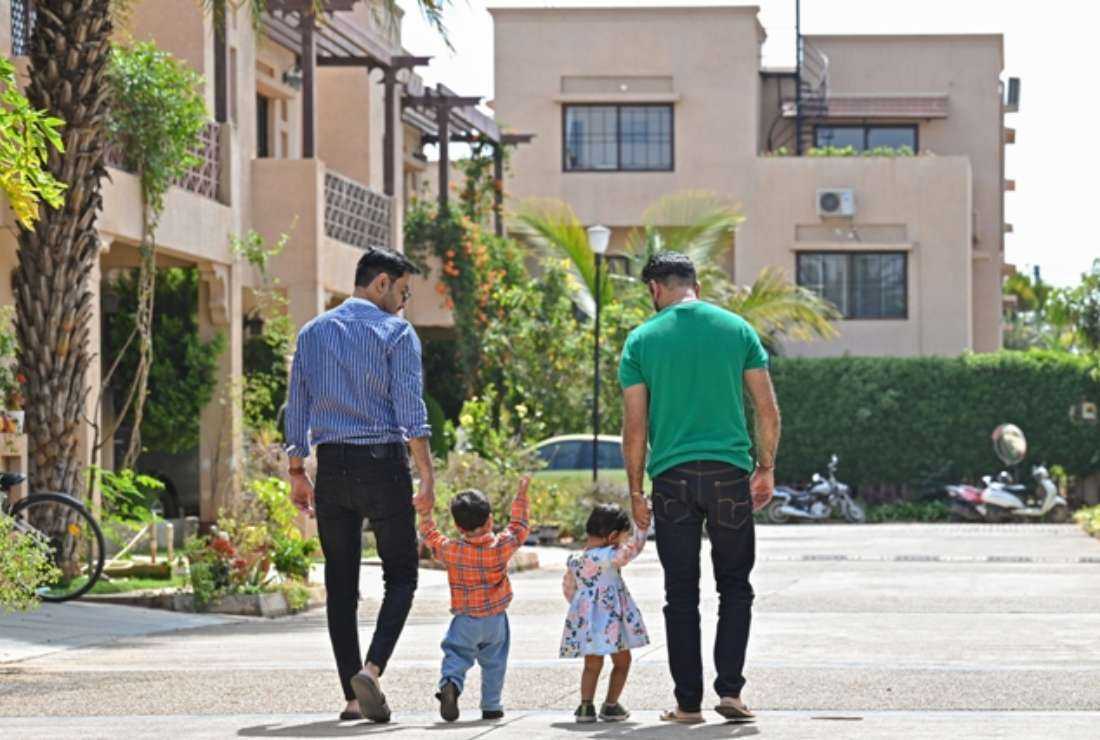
[0,410,23,434]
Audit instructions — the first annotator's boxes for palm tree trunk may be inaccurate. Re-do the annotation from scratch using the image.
[14,0,114,498]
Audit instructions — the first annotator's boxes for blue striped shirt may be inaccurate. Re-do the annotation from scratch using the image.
[284,297,431,458]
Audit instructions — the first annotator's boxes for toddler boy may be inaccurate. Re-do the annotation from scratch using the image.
[417,476,530,722]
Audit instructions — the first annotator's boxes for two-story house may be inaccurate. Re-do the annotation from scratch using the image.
[491,3,1015,357]
[0,0,493,520]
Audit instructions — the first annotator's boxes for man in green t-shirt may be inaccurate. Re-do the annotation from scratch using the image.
[620,251,781,723]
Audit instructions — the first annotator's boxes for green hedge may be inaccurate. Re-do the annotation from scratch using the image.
[769,351,1100,498]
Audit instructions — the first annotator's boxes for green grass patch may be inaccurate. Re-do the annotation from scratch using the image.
[89,575,186,595]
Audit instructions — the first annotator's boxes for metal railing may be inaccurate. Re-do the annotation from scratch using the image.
[105,122,224,203]
[11,0,36,56]
[324,170,393,250]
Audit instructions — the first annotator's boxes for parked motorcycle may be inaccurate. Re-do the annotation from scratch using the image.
[767,454,865,524]
[945,424,1069,523]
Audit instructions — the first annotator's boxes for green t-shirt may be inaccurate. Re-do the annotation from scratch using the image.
[618,300,768,478]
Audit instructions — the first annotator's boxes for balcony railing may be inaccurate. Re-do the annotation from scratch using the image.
[324,170,392,250]
[105,122,224,203]
[11,0,36,56]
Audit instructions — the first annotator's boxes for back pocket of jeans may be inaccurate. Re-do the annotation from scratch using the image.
[712,480,752,530]
[653,476,695,524]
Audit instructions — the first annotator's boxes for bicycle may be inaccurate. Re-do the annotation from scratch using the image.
[1,471,106,602]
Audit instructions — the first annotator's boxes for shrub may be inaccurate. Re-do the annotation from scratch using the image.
[0,515,62,612]
[1075,504,1100,537]
[527,477,628,541]
[769,351,1100,497]
[182,476,319,609]
[866,500,951,523]
[432,446,628,543]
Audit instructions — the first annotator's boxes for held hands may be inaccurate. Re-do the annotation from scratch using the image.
[413,477,435,517]
[750,467,775,512]
[631,491,651,531]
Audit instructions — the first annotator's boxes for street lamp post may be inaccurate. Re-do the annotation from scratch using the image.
[587,224,611,483]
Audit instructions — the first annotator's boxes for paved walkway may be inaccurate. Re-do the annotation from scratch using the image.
[2,523,1099,738]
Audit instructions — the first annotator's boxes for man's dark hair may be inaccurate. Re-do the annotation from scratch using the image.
[354,247,420,288]
[585,503,631,538]
[451,489,492,532]
[641,250,697,286]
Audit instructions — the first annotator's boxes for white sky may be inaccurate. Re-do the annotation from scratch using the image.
[398,0,1097,287]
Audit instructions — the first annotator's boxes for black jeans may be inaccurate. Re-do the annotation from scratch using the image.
[652,461,755,712]
[314,444,418,701]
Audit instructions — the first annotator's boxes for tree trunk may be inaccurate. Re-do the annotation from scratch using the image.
[14,0,114,498]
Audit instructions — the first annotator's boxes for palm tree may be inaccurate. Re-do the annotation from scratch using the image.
[513,191,839,348]
[14,0,115,497]
[513,198,613,317]
[708,267,839,351]
[14,0,455,499]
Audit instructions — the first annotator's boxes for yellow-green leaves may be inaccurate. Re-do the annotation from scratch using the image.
[0,58,67,229]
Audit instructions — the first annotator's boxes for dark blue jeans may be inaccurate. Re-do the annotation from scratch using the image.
[314,444,418,701]
[652,461,755,712]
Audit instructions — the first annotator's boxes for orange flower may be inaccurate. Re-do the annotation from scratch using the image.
[435,283,447,295]
[445,298,455,311]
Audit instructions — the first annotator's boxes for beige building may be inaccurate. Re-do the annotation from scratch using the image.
[491,4,1016,356]
[0,0,494,520]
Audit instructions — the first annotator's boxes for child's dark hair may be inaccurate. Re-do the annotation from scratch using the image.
[586,503,631,538]
[451,489,492,532]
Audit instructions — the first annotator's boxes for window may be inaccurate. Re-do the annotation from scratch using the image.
[814,125,917,153]
[564,104,673,172]
[797,252,907,319]
[256,94,271,158]
[538,441,584,471]
[576,441,625,471]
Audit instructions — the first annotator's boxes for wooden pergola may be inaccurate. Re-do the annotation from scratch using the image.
[212,0,532,234]
[404,83,534,235]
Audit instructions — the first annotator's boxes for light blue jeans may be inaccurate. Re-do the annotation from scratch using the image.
[439,613,510,711]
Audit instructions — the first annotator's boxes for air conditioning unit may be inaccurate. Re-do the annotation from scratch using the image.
[817,188,855,217]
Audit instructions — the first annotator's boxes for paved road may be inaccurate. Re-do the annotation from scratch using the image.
[2,523,1099,738]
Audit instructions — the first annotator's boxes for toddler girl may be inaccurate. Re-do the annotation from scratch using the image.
[560,503,649,723]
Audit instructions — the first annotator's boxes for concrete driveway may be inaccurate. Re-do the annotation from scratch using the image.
[2,523,1099,738]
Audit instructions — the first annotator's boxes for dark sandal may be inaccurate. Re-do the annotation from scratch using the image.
[338,710,363,721]
[715,701,756,720]
[350,672,391,723]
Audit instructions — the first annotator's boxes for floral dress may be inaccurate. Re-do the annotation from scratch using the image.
[559,527,650,658]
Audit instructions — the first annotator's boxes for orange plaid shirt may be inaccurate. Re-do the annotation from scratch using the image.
[420,496,530,617]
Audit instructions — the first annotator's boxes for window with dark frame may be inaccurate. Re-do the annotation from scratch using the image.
[563,104,673,172]
[796,252,908,320]
[256,94,271,158]
[814,124,917,152]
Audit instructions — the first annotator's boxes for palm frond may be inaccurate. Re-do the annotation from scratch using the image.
[722,267,840,347]
[512,199,613,316]
[625,191,744,269]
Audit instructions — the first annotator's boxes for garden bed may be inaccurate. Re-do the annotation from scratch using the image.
[87,582,325,618]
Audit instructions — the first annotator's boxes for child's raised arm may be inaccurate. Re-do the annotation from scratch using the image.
[611,524,649,569]
[497,475,531,554]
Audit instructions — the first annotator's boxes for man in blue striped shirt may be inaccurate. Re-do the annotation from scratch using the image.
[285,247,435,723]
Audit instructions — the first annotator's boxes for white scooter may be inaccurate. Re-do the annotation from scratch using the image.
[945,424,1069,523]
